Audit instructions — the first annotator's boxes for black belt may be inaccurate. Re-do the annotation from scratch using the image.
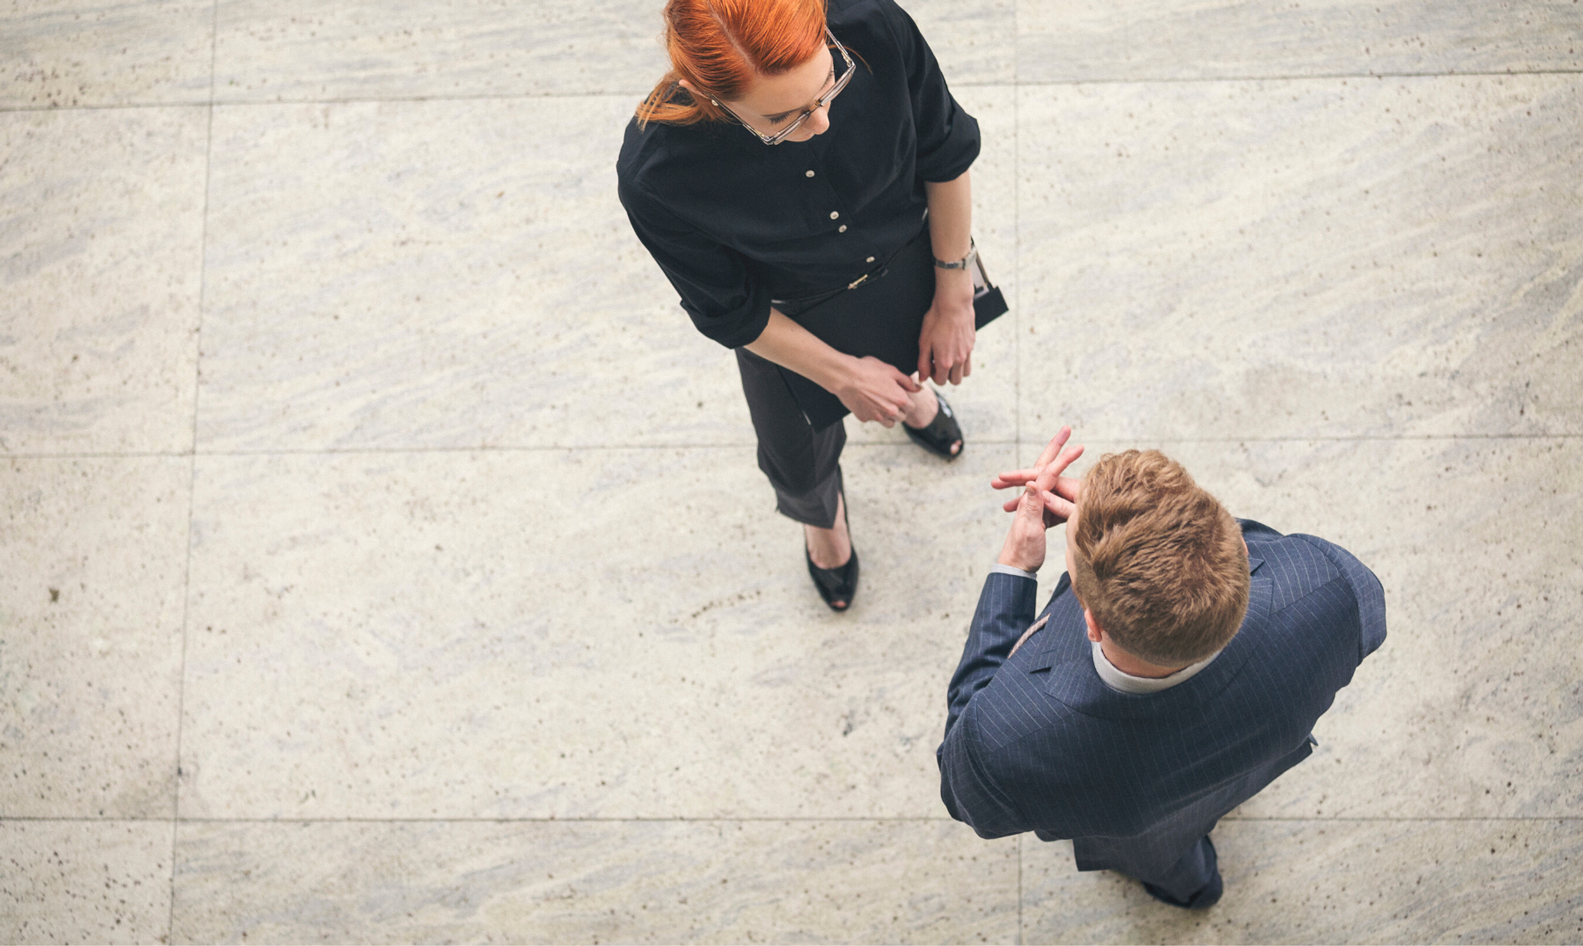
[770,224,930,317]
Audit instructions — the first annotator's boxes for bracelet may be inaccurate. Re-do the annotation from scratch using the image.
[933,238,977,270]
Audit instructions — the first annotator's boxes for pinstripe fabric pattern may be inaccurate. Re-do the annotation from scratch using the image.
[937,520,1387,888]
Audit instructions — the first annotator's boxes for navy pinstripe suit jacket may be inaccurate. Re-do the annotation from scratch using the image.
[937,520,1386,879]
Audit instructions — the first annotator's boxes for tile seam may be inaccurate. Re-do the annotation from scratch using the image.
[167,1,221,940]
[1005,68,1583,86]
[4,66,1581,114]
[7,815,1580,824]
[1009,59,1026,946]
[6,433,1578,462]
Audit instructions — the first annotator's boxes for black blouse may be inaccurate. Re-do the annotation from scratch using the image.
[616,0,981,349]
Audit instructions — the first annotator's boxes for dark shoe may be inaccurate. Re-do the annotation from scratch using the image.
[1143,871,1222,909]
[903,388,963,460]
[1142,839,1223,909]
[805,498,858,612]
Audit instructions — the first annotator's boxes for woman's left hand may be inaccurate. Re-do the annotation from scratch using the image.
[917,269,976,385]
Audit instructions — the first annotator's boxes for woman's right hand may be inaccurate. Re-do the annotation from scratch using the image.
[836,356,922,427]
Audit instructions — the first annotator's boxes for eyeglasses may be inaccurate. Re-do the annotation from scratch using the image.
[710,28,855,146]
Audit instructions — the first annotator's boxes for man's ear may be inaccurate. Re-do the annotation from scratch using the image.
[1082,607,1104,644]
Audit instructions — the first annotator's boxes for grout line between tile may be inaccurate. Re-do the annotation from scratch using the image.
[2,432,1575,462]
[0,100,216,115]
[165,816,179,943]
[0,92,656,114]
[4,66,1581,116]
[166,3,221,940]
[1017,834,1025,946]
[1006,68,1583,86]
[1012,70,1021,459]
[5,815,1578,824]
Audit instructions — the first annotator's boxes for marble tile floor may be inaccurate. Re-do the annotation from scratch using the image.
[2,1,1580,943]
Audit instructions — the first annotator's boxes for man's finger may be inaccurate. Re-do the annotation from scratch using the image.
[1052,474,1083,502]
[1033,426,1072,472]
[1055,442,1085,473]
[991,470,1038,490]
[1033,451,1067,492]
[1041,443,1085,486]
[997,427,1073,490]
[1041,492,1076,521]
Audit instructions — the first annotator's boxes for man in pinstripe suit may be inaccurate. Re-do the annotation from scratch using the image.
[937,428,1386,909]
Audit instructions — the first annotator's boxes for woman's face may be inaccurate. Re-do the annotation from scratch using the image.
[720,46,837,143]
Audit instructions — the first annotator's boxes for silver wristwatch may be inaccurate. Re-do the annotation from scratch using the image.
[933,237,978,270]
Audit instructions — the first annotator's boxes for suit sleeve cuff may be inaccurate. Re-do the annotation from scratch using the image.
[988,563,1037,581]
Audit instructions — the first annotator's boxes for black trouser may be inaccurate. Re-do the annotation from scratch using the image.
[735,347,845,529]
[734,220,935,528]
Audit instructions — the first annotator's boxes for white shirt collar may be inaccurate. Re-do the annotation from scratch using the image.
[1090,640,1220,694]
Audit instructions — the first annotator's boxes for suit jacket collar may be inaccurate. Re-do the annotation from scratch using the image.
[1025,553,1272,720]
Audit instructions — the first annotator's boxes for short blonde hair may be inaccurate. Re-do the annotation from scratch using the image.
[1069,450,1249,666]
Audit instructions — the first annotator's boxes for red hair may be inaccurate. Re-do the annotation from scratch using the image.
[637,0,829,127]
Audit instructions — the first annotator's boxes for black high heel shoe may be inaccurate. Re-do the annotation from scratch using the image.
[904,387,964,460]
[805,497,858,612]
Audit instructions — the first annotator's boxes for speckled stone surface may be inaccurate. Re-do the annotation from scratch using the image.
[1021,819,1583,944]
[900,0,1017,86]
[172,820,1018,944]
[1016,75,1583,442]
[0,458,189,819]
[195,96,720,453]
[0,107,207,454]
[176,444,1014,820]
[0,821,173,944]
[3,0,1580,942]
[1017,0,1583,82]
[0,0,214,108]
[208,0,1015,102]
[211,0,669,101]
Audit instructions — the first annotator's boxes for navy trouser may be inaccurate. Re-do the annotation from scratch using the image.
[1072,834,1220,902]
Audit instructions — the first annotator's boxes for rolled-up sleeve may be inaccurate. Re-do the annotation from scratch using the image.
[880,0,980,182]
[617,174,773,349]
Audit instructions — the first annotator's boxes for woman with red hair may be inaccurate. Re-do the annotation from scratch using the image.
[618,0,988,611]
